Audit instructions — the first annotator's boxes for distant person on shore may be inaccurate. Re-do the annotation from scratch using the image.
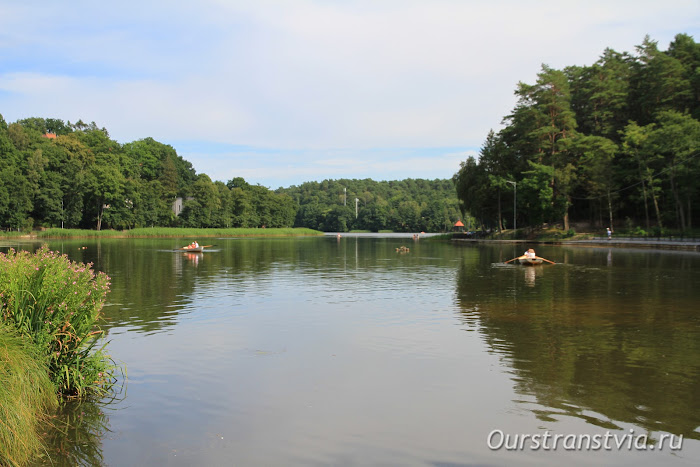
[607,228,612,240]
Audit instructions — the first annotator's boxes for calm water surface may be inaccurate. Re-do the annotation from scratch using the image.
[15,236,700,466]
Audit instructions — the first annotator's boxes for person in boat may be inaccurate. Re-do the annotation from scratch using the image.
[523,248,536,259]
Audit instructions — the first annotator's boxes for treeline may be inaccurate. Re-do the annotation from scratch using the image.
[0,117,296,230]
[454,33,700,233]
[280,178,461,232]
[0,116,460,232]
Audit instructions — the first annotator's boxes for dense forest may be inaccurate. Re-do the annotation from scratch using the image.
[0,116,460,232]
[0,117,299,231]
[280,178,461,232]
[454,33,700,234]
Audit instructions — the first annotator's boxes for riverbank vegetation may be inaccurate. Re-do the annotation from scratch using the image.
[0,247,118,464]
[454,33,700,234]
[0,325,58,466]
[0,247,117,397]
[22,227,323,239]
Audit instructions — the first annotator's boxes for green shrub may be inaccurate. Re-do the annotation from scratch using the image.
[0,325,58,466]
[0,247,117,398]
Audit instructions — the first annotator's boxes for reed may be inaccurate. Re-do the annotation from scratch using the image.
[425,233,453,241]
[32,227,323,239]
[0,247,117,399]
[33,229,122,238]
[0,325,58,466]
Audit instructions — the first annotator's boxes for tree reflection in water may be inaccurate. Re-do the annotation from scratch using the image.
[455,250,700,442]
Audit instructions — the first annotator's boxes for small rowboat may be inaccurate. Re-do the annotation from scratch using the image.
[518,256,543,266]
[180,246,204,253]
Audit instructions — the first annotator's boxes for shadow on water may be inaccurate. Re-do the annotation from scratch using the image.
[454,244,700,441]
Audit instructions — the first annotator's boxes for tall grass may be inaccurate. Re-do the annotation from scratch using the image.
[0,231,27,238]
[33,229,123,238]
[32,227,323,238]
[425,233,453,241]
[0,247,118,398]
[0,325,58,466]
[126,227,322,237]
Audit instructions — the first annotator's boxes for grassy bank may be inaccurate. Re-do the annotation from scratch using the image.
[15,227,323,239]
[0,247,117,398]
[1,247,120,464]
[0,325,58,466]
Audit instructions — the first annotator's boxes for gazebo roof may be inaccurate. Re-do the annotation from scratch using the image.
[454,220,465,227]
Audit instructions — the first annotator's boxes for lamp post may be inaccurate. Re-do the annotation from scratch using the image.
[506,181,516,233]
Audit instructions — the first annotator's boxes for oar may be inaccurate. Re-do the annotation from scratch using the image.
[504,256,525,264]
[535,256,556,265]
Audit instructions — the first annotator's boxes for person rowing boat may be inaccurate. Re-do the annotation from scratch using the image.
[504,249,555,265]
[180,241,203,252]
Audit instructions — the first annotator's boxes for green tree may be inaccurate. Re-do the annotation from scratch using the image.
[567,48,632,139]
[630,36,694,124]
[576,135,619,229]
[84,152,125,230]
[0,165,33,230]
[647,111,700,230]
[181,174,221,227]
[621,121,663,229]
[508,65,579,229]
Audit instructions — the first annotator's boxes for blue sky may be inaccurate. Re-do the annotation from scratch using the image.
[1,1,698,189]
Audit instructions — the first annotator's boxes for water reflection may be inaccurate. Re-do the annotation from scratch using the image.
[13,238,700,464]
[181,251,203,267]
[455,246,700,440]
[36,399,112,466]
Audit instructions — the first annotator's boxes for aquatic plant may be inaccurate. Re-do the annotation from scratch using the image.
[0,246,117,398]
[0,325,58,466]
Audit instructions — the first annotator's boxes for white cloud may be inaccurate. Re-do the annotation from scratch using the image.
[1,0,698,185]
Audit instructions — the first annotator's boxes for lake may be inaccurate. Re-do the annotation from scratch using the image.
[12,235,699,466]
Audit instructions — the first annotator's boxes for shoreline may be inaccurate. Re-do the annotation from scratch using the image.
[3,230,698,252]
[451,237,700,252]
[0,227,324,241]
